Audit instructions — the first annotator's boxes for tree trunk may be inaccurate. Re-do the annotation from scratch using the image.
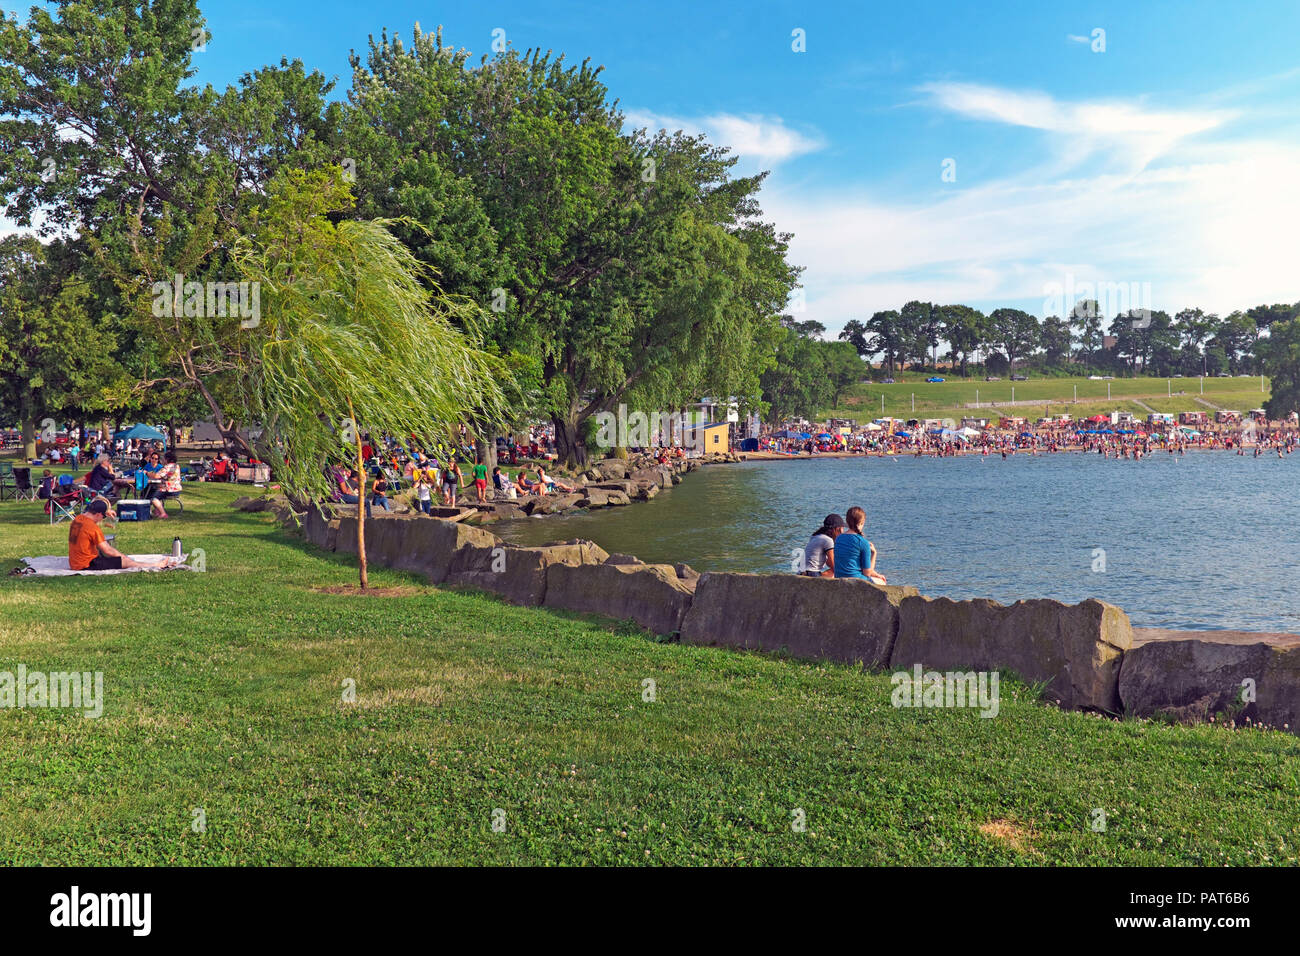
[20,414,36,462]
[168,417,179,451]
[552,412,587,468]
[347,397,368,590]
[219,423,255,460]
[475,434,497,474]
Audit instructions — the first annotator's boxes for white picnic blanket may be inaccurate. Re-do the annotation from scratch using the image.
[19,555,193,576]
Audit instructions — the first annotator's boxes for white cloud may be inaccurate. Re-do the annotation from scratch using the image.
[624,110,822,166]
[918,81,1234,171]
[764,85,1299,333]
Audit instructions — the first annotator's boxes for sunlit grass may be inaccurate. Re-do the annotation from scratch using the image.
[1,481,1297,865]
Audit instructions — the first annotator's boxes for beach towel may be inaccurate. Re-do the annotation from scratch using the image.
[17,555,193,577]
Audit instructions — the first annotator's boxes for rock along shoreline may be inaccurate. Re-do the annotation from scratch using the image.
[232,454,1300,735]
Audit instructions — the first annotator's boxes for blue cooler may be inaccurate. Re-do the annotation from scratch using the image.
[116,499,152,521]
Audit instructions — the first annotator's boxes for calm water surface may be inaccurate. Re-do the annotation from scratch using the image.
[495,452,1300,632]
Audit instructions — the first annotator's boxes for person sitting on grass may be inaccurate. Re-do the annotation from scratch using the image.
[69,499,177,571]
[832,505,887,585]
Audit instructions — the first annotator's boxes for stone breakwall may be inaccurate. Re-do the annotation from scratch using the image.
[238,495,1300,733]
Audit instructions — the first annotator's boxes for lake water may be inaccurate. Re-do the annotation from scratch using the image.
[495,452,1300,632]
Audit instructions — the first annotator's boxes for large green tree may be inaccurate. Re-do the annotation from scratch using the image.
[1258,317,1300,419]
[343,28,797,465]
[988,308,1040,372]
[233,170,508,586]
[0,235,116,458]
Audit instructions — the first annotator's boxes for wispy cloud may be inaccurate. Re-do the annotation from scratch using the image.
[765,84,1299,330]
[624,110,823,167]
[918,81,1234,170]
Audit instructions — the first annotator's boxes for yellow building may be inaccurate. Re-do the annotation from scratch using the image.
[690,421,730,455]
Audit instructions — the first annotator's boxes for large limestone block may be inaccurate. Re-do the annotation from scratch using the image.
[591,459,631,481]
[629,466,674,489]
[680,573,917,668]
[892,595,1133,712]
[1119,629,1300,730]
[335,515,501,583]
[588,480,636,495]
[446,539,608,605]
[302,503,339,551]
[544,562,696,636]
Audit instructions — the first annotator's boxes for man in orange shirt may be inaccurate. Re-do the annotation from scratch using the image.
[68,499,177,571]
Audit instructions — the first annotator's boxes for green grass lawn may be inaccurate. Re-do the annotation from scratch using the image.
[826,374,1270,423]
[1,481,1297,865]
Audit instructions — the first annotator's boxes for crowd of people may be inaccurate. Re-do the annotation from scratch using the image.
[38,448,184,519]
[761,419,1299,461]
[323,425,585,516]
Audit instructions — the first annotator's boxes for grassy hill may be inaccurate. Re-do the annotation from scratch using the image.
[1,482,1297,865]
[824,373,1270,424]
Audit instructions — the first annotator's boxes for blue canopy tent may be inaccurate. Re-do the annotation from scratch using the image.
[114,424,167,443]
[739,437,759,452]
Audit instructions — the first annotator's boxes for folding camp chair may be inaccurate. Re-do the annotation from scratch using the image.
[0,462,13,502]
[45,477,89,524]
[11,466,36,502]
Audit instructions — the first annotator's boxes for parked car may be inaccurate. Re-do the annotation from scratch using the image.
[1010,374,1028,381]
[926,377,945,383]
[985,376,1001,382]
[882,378,896,384]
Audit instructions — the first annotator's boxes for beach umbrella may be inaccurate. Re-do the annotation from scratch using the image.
[114,424,167,442]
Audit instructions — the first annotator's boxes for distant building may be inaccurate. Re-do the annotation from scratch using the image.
[687,421,730,456]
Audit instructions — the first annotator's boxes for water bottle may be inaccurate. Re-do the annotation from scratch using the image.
[172,537,182,560]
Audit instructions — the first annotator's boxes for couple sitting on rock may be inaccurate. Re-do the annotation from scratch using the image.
[802,506,886,585]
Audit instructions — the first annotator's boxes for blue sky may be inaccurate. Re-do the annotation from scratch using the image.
[6,0,1300,333]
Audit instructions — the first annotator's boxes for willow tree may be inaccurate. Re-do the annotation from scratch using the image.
[233,168,508,587]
